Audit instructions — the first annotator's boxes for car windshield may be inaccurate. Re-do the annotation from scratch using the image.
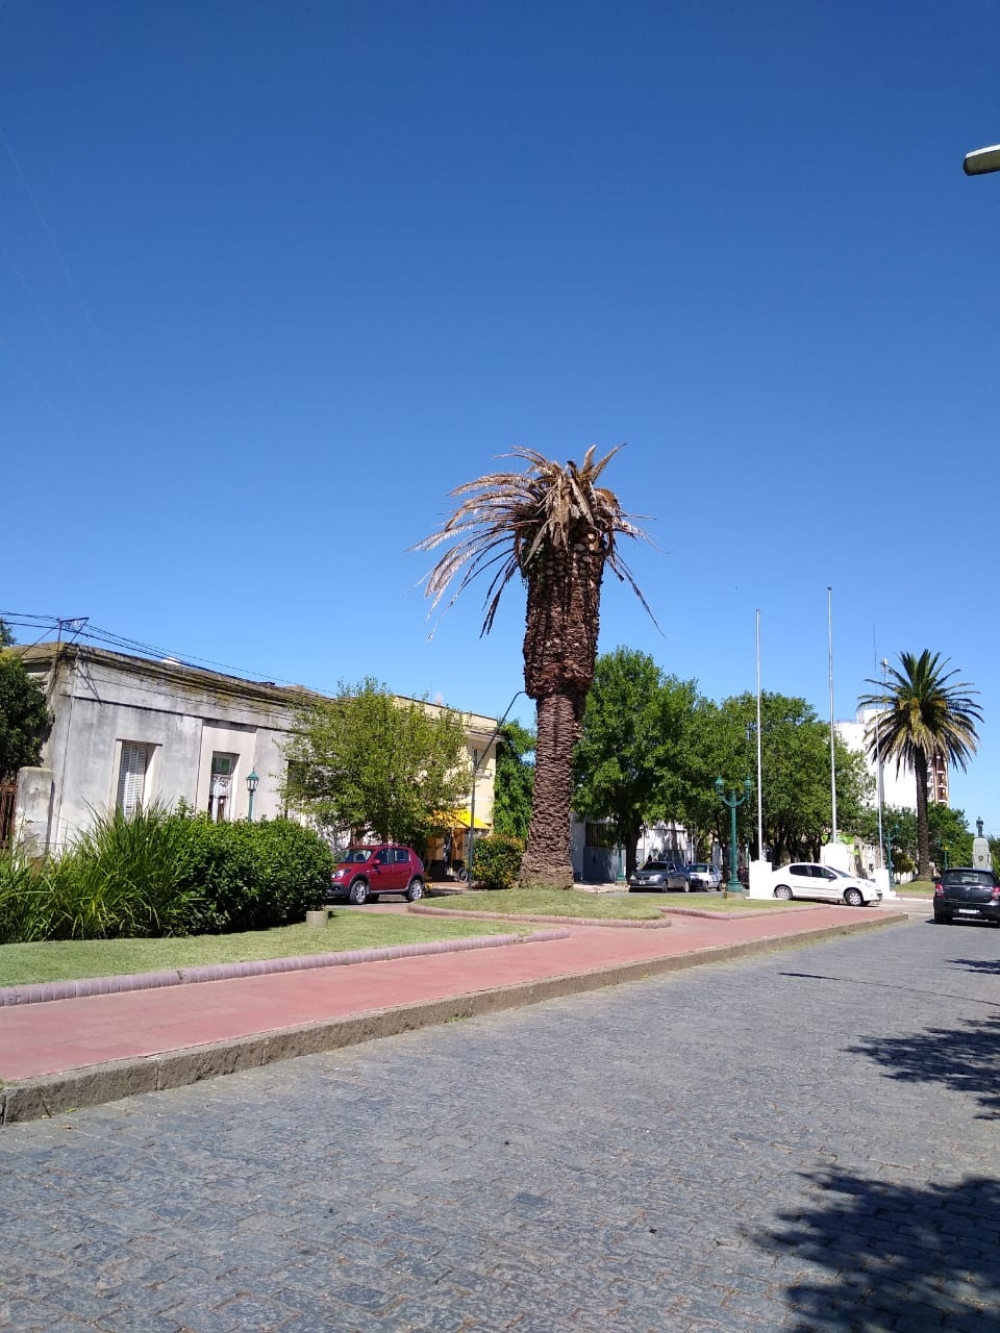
[337,849,373,864]
[642,861,671,870]
[691,864,710,873]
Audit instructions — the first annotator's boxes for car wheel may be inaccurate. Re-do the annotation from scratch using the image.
[348,879,370,905]
[406,877,424,902]
[844,888,864,907]
[773,885,793,900]
[934,913,952,925]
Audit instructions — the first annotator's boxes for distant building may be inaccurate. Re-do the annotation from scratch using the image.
[835,709,949,812]
[13,643,498,861]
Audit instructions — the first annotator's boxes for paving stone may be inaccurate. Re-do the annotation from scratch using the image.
[2,922,999,1330]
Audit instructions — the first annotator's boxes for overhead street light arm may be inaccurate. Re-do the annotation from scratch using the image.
[964,143,1000,176]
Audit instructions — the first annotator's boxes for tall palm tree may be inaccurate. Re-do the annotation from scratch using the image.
[417,446,652,888]
[859,651,982,881]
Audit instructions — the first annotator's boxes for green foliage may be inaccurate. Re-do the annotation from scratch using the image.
[875,804,974,872]
[573,648,698,876]
[284,678,468,846]
[0,848,52,944]
[677,692,874,866]
[0,807,334,943]
[178,816,334,929]
[0,641,52,781]
[491,720,535,842]
[858,650,982,879]
[470,833,524,890]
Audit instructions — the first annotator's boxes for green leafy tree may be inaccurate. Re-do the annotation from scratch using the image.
[859,651,982,880]
[418,446,652,888]
[284,678,469,848]
[0,622,52,782]
[679,692,872,867]
[572,647,696,878]
[491,720,535,843]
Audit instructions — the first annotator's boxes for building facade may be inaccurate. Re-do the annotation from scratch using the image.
[14,644,499,860]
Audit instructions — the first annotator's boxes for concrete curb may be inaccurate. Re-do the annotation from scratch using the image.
[410,905,673,928]
[0,912,906,1124]
[0,929,570,1008]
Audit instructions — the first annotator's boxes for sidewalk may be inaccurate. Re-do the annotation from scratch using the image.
[0,902,909,1124]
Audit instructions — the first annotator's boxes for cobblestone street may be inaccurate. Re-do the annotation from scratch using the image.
[1,916,998,1331]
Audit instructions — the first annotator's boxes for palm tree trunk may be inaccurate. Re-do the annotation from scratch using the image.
[914,751,931,880]
[519,690,579,888]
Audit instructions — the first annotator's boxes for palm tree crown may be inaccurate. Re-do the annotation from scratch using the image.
[418,446,652,636]
[417,446,653,887]
[859,650,982,880]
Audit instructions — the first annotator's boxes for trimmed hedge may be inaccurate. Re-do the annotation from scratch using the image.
[0,807,335,943]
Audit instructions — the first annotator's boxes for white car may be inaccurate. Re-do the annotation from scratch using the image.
[771,863,881,907]
[686,862,721,891]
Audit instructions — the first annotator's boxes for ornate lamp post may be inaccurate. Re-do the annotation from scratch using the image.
[715,777,752,896]
[246,769,259,823]
[886,820,898,889]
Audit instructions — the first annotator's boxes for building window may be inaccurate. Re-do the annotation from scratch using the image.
[117,742,152,817]
[209,753,238,822]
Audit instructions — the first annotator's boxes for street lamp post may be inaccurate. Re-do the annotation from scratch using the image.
[886,821,899,889]
[715,777,752,897]
[246,769,259,823]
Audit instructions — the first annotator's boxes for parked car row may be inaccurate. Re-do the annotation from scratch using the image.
[627,860,723,893]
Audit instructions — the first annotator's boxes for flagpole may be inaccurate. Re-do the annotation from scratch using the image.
[828,586,837,843]
[755,609,763,858]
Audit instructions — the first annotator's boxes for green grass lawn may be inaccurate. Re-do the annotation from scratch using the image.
[895,880,934,897]
[0,913,536,988]
[433,888,791,918]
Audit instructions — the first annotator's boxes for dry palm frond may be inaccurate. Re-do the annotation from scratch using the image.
[414,446,656,634]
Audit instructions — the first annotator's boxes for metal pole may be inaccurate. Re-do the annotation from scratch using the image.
[827,587,837,844]
[755,609,763,859]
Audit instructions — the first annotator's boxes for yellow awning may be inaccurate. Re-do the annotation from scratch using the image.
[434,809,491,831]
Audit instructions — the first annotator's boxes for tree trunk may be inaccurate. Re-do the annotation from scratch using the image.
[519,533,604,890]
[625,821,642,880]
[519,690,579,888]
[914,751,931,880]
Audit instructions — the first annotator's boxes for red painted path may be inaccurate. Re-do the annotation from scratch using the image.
[0,904,905,1084]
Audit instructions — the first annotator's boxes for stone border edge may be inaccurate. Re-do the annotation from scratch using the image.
[0,928,570,1009]
[0,913,905,1124]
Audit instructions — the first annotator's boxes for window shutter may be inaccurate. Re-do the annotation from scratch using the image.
[117,743,149,816]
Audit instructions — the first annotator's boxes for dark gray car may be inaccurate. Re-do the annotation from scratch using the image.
[627,859,689,892]
[933,866,1000,926]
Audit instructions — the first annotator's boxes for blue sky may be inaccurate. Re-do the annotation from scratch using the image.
[4,2,999,831]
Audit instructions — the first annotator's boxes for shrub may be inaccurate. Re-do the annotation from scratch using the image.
[469,833,524,891]
[177,817,334,931]
[0,849,51,944]
[47,803,208,939]
[0,809,336,944]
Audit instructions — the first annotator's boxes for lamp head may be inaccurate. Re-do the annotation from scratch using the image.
[714,776,724,796]
[246,769,260,794]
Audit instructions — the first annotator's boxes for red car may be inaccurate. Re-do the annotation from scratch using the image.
[328,844,425,905]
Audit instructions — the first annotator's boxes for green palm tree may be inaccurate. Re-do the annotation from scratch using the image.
[859,651,982,881]
[417,446,652,888]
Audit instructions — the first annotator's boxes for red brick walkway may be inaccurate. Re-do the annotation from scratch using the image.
[0,905,902,1085]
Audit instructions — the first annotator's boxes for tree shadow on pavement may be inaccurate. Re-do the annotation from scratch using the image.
[849,1010,1000,1120]
[950,955,1000,976]
[754,1172,1000,1331]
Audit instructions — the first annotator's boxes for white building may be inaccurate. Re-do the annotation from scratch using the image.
[14,643,499,862]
